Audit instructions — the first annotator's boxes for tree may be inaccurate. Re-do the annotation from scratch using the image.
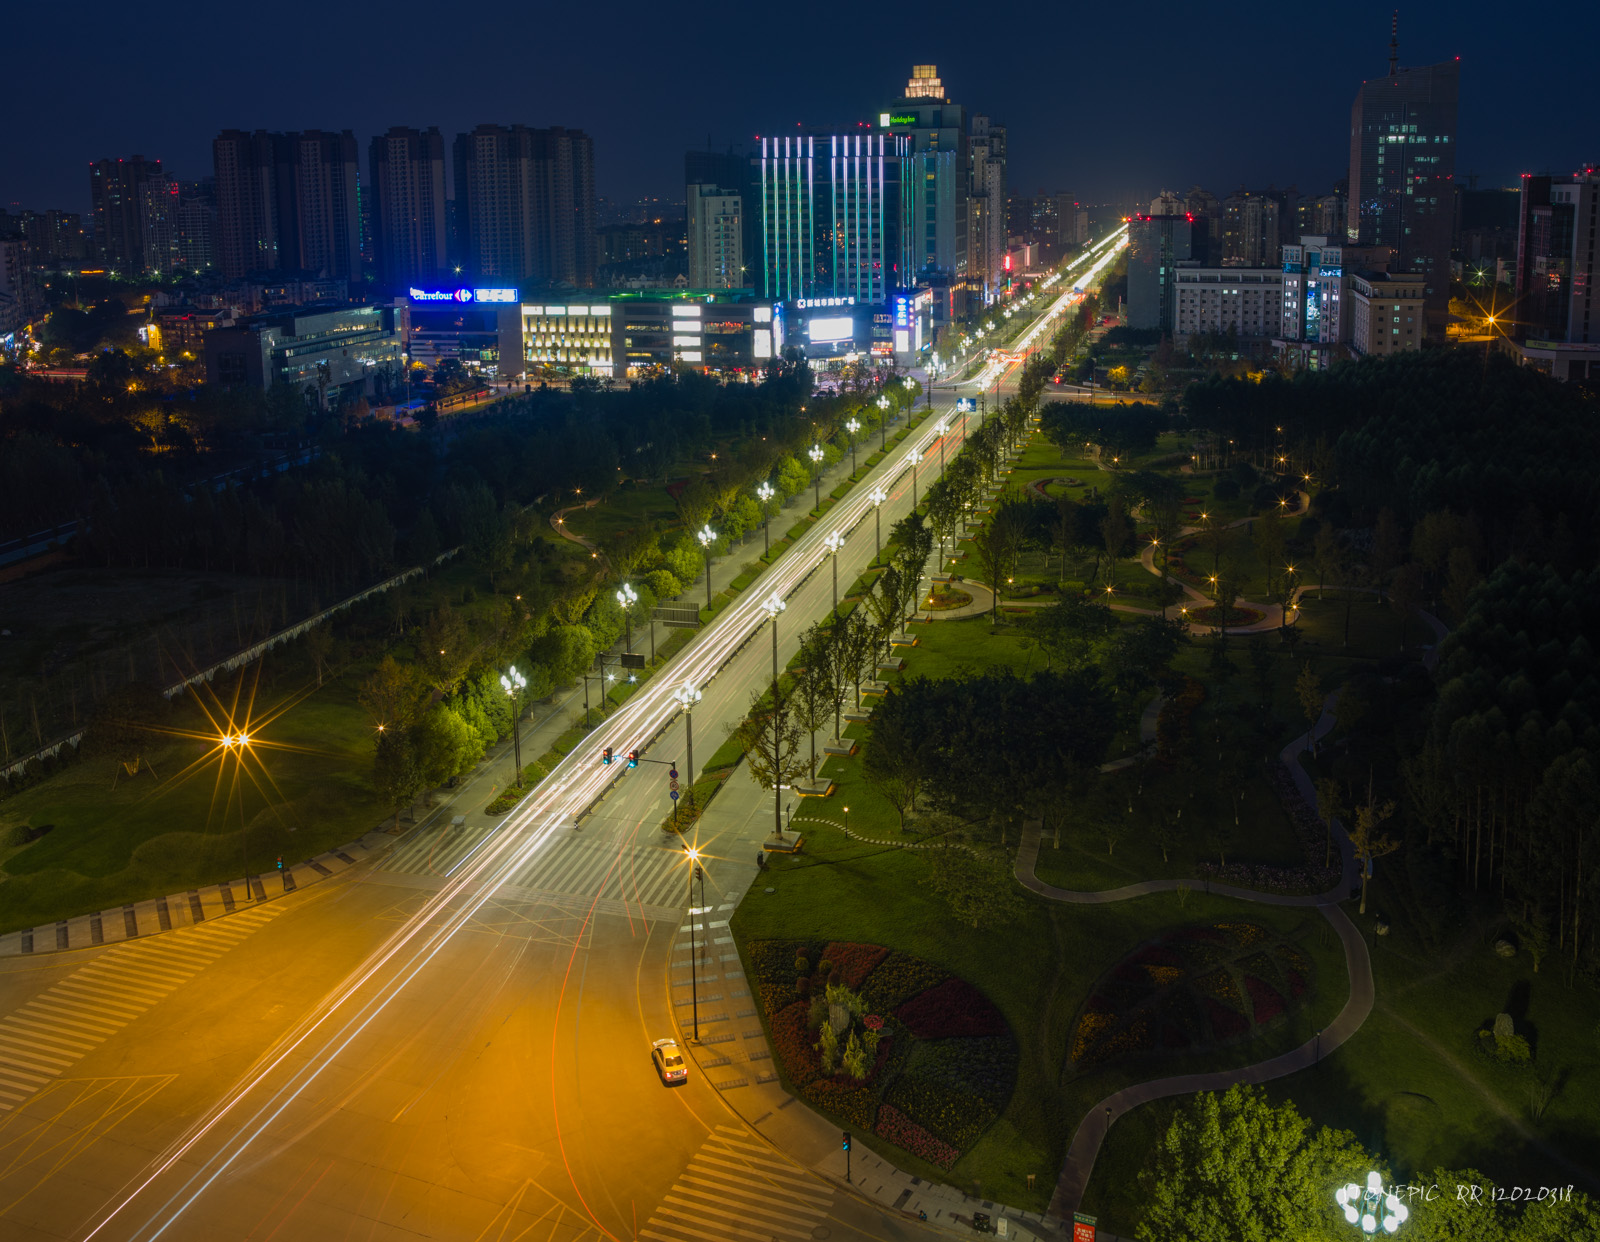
[1022,595,1115,671]
[420,605,475,696]
[863,684,930,831]
[359,656,425,735]
[1314,777,1347,869]
[839,609,878,708]
[924,844,1026,929]
[1371,507,1405,602]
[1390,561,1425,652]
[373,729,423,829]
[791,629,836,783]
[413,703,481,788]
[1350,778,1399,915]
[1137,1085,1373,1242]
[1295,662,1324,755]
[303,623,334,686]
[971,516,1022,625]
[729,692,808,835]
[1311,523,1340,599]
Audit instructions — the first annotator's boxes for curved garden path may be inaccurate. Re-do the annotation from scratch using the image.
[1020,700,1375,1218]
[549,498,609,571]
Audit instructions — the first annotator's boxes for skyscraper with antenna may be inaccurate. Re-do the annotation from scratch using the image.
[1346,12,1459,339]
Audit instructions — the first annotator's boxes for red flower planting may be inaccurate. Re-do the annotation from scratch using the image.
[875,1103,960,1170]
[1204,996,1249,1040]
[821,942,890,990]
[895,978,1007,1038]
[864,1014,884,1031]
[1244,975,1286,1023]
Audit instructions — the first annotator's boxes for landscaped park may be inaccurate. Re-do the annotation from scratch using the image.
[727,342,1600,1239]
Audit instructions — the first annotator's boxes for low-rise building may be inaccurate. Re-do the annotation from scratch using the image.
[204,304,403,407]
[1348,270,1426,357]
[1171,265,1284,347]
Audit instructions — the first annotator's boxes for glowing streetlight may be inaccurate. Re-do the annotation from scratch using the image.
[875,394,891,448]
[823,530,845,617]
[500,665,528,785]
[844,417,861,476]
[615,582,638,652]
[673,681,702,808]
[807,444,825,512]
[905,449,922,507]
[683,844,707,1040]
[756,480,776,556]
[697,523,718,615]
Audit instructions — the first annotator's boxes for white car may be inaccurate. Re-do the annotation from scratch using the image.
[651,1038,688,1085]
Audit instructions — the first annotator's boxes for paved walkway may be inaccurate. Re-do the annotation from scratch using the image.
[1018,697,1376,1220]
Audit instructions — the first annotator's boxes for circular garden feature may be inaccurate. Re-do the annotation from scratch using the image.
[925,584,974,611]
[1069,922,1312,1068]
[748,940,1017,1171]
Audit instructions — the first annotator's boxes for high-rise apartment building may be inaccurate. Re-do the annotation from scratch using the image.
[1512,170,1600,380]
[369,126,449,290]
[1127,215,1192,330]
[213,130,282,279]
[1346,23,1458,335]
[175,180,216,273]
[89,156,171,276]
[1220,188,1292,267]
[453,124,597,289]
[288,130,361,281]
[687,185,743,289]
[968,115,1007,301]
[213,128,363,282]
[881,65,967,279]
[755,132,913,305]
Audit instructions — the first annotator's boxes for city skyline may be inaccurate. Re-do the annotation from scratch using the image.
[3,2,1597,217]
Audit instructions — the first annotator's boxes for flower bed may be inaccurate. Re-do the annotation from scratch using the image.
[896,978,1009,1038]
[749,939,1016,1174]
[1189,603,1266,628]
[1067,921,1313,1069]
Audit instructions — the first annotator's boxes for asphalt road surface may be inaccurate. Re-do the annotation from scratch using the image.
[0,262,1090,1242]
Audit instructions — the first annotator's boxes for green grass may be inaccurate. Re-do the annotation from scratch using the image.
[1083,903,1600,1235]
[0,671,388,932]
[730,804,1346,1211]
[559,478,682,545]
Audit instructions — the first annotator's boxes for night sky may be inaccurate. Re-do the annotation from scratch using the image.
[2,0,1595,216]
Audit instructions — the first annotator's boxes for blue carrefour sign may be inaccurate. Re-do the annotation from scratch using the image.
[409,287,519,304]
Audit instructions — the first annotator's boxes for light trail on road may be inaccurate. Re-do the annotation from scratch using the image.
[81,373,982,1242]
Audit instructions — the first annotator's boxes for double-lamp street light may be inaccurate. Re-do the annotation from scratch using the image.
[673,680,702,811]
[756,481,775,556]
[807,444,825,512]
[761,591,787,843]
[845,418,861,477]
[615,582,637,653]
[696,523,718,616]
[499,665,527,786]
[868,486,888,564]
[823,530,845,617]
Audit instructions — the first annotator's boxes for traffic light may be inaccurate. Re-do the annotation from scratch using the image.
[841,1131,851,1152]
[601,747,613,765]
[276,856,283,870]
[627,750,639,768]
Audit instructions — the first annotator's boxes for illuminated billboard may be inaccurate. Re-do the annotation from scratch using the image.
[807,317,854,343]
[409,287,518,304]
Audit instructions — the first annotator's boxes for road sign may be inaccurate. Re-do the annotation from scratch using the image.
[1073,1212,1097,1242]
[670,790,679,800]
[620,652,646,670]
[669,778,680,792]
[653,604,701,628]
[669,768,679,780]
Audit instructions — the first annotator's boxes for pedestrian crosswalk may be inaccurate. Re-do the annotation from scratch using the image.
[384,820,699,912]
[0,905,282,1110]
[641,1125,834,1242]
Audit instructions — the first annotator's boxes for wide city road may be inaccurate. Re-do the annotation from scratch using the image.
[0,239,1119,1242]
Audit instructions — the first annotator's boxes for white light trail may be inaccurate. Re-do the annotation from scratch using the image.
[83,389,973,1242]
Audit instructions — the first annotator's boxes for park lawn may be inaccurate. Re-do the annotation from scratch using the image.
[894,614,1039,680]
[1292,590,1414,662]
[560,478,683,546]
[731,795,1348,1211]
[0,669,388,933]
[1083,903,1600,1237]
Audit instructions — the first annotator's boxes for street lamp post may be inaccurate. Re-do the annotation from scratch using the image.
[824,530,844,618]
[1336,1172,1410,1235]
[221,731,253,898]
[756,481,775,557]
[762,591,787,842]
[673,682,702,806]
[934,418,950,477]
[615,583,637,653]
[697,523,717,616]
[499,665,527,786]
[807,444,825,512]
[905,450,921,508]
[868,487,887,564]
[845,418,861,477]
[685,846,705,1041]
[876,394,890,449]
